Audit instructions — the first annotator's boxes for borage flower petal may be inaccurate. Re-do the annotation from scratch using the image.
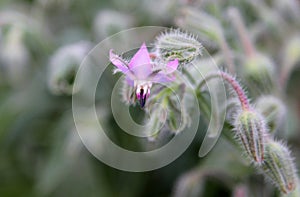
[165,59,179,74]
[129,43,153,79]
[110,43,179,108]
[109,49,129,74]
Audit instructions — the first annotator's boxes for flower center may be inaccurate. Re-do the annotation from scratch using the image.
[135,81,152,108]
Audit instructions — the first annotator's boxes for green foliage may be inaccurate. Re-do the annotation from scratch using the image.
[1,0,300,197]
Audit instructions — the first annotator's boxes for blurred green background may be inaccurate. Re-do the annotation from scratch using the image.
[0,0,300,196]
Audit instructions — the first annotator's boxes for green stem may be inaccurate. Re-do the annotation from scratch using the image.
[196,88,240,148]
[197,71,250,111]
[182,66,197,85]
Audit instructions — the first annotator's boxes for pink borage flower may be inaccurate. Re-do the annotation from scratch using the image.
[110,43,179,107]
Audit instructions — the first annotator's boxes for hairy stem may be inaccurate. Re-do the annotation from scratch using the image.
[197,71,250,110]
[228,7,256,57]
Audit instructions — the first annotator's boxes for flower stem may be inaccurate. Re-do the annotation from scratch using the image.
[197,71,250,110]
[218,34,235,73]
[228,7,256,57]
[182,67,197,85]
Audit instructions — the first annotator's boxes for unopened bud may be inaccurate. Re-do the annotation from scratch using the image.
[281,35,300,87]
[121,78,136,105]
[283,179,300,197]
[172,169,204,197]
[175,8,222,45]
[284,36,300,68]
[146,103,168,141]
[262,140,297,194]
[255,96,286,133]
[165,84,191,134]
[0,25,29,87]
[243,54,275,95]
[93,9,135,41]
[232,184,248,197]
[48,41,91,95]
[234,110,267,164]
[154,29,203,64]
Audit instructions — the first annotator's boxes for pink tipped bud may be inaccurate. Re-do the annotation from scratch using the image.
[234,110,267,164]
[262,140,297,194]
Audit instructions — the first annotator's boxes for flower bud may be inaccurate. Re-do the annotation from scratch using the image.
[234,110,267,164]
[283,179,300,197]
[281,35,300,87]
[146,103,168,141]
[147,84,190,135]
[93,10,135,41]
[176,8,236,72]
[154,29,203,64]
[0,24,29,87]
[175,8,222,46]
[262,140,297,194]
[48,41,91,95]
[172,169,204,197]
[283,36,300,68]
[255,96,286,133]
[242,54,275,95]
[121,78,136,105]
[141,0,177,23]
[167,84,190,134]
[232,184,248,197]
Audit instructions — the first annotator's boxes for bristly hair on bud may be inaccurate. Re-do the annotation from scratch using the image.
[198,71,250,111]
[198,71,268,163]
[234,110,268,164]
[121,78,136,105]
[48,41,92,95]
[262,139,297,194]
[154,28,203,64]
[283,179,300,197]
[255,96,286,134]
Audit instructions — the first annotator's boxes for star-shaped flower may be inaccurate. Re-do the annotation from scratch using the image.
[110,43,179,107]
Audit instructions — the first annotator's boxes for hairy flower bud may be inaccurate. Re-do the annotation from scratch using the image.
[172,169,205,197]
[175,8,222,46]
[243,54,275,95]
[262,140,297,194]
[284,36,300,69]
[281,35,300,87]
[176,8,235,72]
[0,24,29,87]
[93,9,135,41]
[154,29,203,64]
[255,96,286,133]
[146,103,168,141]
[283,180,300,197]
[234,110,267,164]
[166,84,191,133]
[48,41,91,95]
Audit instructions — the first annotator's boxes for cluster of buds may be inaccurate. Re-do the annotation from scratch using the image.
[199,70,298,195]
[110,29,202,135]
[109,29,298,195]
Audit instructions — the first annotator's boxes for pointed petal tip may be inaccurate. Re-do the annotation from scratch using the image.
[166,58,179,74]
[109,49,129,74]
[109,49,115,58]
[128,42,152,77]
[109,49,118,62]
